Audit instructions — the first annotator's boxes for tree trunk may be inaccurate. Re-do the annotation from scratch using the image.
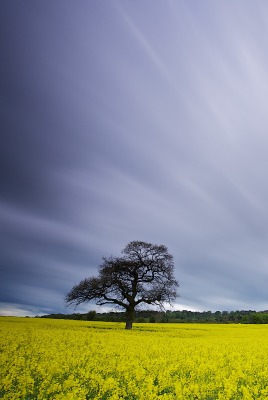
[125,308,134,330]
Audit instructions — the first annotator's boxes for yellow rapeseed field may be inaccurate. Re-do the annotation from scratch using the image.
[1,317,268,399]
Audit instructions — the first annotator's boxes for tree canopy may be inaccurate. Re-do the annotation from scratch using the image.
[65,241,179,329]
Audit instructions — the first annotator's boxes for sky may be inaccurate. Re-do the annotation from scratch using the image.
[1,1,268,317]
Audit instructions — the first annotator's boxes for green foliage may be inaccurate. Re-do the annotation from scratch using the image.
[41,309,268,324]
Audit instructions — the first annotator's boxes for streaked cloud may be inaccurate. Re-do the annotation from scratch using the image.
[1,1,268,315]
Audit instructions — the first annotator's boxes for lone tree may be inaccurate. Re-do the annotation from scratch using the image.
[65,241,179,329]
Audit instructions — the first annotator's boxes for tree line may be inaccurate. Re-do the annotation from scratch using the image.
[40,309,268,324]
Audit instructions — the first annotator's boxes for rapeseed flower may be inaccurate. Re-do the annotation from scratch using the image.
[1,317,268,399]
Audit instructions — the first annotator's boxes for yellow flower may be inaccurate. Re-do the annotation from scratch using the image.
[1,317,268,399]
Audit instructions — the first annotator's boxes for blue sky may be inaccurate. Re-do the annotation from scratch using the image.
[1,1,268,316]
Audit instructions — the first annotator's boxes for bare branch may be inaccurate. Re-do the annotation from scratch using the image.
[65,241,179,329]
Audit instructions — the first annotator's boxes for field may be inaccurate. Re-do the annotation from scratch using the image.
[1,318,268,399]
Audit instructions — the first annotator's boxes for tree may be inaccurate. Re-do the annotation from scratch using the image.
[65,241,179,329]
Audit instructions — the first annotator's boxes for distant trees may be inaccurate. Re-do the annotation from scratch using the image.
[41,310,268,324]
[65,241,179,329]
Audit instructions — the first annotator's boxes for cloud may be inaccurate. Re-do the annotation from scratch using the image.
[1,1,268,316]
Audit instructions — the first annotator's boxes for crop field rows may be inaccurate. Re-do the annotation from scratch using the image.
[1,317,268,399]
